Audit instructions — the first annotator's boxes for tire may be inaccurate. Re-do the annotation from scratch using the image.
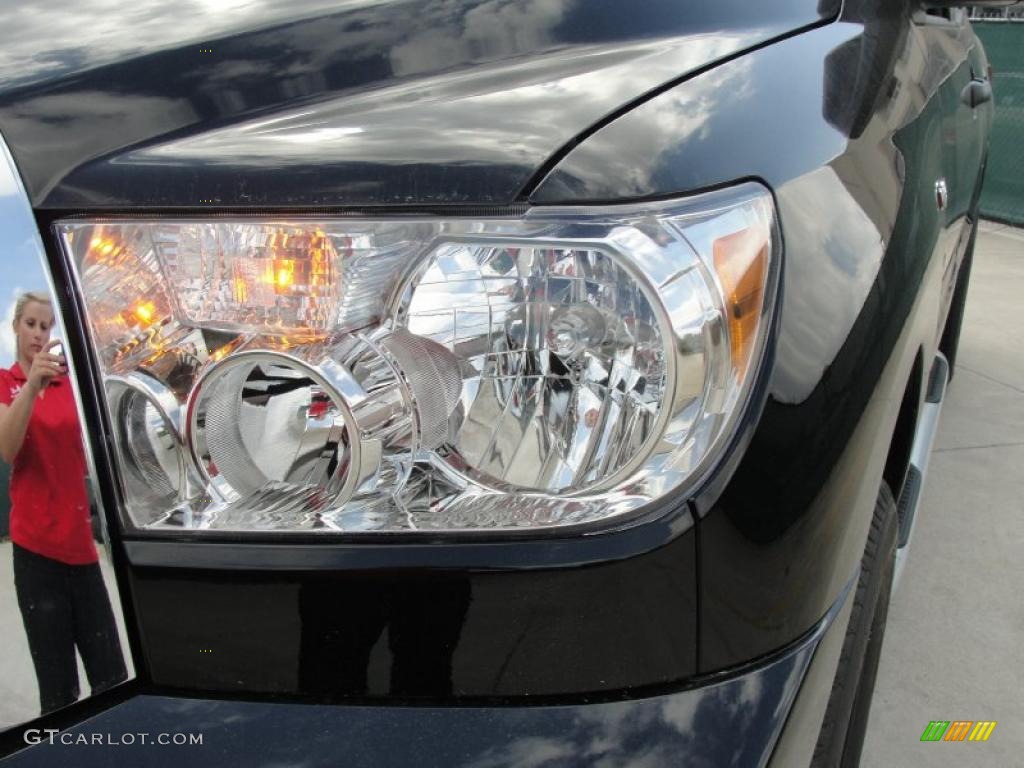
[811,482,898,768]
[939,217,978,381]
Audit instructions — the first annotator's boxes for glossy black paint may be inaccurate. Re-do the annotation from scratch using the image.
[2,615,822,768]
[0,0,843,708]
[0,0,835,208]
[0,0,991,751]
[533,0,990,670]
[128,529,696,698]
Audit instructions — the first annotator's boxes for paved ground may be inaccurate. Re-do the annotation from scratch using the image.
[861,222,1024,766]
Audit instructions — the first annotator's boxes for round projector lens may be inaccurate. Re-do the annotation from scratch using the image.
[188,354,356,503]
[185,338,416,523]
[400,243,669,494]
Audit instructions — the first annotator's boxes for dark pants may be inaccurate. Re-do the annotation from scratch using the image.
[13,543,128,715]
[299,578,471,696]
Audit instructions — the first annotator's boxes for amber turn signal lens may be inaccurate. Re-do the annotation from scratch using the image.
[713,224,769,379]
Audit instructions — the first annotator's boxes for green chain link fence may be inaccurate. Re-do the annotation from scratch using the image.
[972,12,1024,225]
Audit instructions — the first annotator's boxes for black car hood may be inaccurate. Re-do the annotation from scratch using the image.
[0,0,836,209]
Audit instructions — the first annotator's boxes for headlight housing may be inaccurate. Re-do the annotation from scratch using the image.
[58,183,778,534]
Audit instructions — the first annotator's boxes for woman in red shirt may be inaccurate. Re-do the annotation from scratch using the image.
[0,291,127,715]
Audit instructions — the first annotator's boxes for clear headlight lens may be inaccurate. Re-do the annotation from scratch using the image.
[58,183,777,534]
[400,242,666,494]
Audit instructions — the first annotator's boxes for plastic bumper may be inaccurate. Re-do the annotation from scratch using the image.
[1,580,855,768]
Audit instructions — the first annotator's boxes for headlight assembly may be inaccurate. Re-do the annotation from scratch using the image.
[58,183,778,534]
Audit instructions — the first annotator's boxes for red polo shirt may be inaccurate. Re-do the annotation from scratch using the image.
[0,362,97,565]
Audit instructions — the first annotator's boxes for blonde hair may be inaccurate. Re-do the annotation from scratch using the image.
[13,291,52,326]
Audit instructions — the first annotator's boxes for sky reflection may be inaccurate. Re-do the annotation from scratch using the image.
[0,193,55,366]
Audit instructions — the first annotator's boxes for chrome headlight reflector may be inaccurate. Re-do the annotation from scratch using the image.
[58,183,778,534]
[399,240,670,495]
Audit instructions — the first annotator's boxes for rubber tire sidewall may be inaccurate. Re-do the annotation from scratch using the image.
[839,538,895,768]
[810,482,899,768]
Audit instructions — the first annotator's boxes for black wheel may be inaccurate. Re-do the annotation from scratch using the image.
[811,482,898,768]
[939,217,978,381]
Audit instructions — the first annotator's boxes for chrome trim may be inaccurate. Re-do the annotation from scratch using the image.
[106,370,191,504]
[893,352,949,590]
[935,178,949,212]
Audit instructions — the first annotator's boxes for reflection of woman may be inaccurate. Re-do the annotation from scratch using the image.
[0,291,127,715]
